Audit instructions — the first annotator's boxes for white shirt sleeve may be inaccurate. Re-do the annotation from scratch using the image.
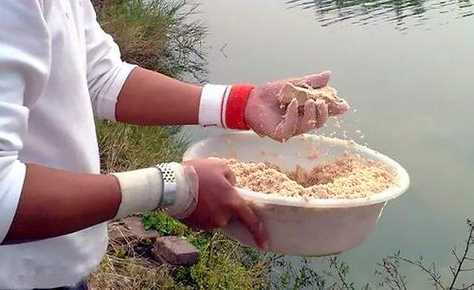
[0,1,51,243]
[83,1,136,121]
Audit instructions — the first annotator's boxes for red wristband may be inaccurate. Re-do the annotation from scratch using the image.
[224,84,255,130]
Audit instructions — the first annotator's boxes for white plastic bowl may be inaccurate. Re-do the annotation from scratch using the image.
[183,132,410,256]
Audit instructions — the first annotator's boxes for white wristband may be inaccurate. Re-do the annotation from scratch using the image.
[199,84,229,127]
[111,163,199,220]
[112,167,162,219]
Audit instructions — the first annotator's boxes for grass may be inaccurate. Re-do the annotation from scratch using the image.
[93,0,207,82]
[96,121,188,173]
[142,211,270,289]
[89,255,185,290]
[143,211,188,237]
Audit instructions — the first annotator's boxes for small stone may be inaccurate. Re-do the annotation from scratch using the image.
[108,216,160,243]
[123,216,160,241]
[152,236,199,266]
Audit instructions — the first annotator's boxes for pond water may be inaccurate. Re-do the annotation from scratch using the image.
[184,0,474,288]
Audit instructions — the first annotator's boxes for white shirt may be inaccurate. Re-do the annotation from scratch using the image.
[0,1,135,288]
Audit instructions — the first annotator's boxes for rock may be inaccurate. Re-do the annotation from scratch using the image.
[108,216,160,243]
[123,216,160,240]
[152,236,199,266]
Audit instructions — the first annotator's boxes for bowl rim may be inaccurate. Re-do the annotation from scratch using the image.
[183,131,410,208]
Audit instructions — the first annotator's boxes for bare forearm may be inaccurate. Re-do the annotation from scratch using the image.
[2,164,121,245]
[116,67,202,125]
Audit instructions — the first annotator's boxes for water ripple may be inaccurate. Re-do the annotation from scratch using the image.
[286,0,474,29]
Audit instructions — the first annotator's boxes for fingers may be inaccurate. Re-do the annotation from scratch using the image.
[274,99,299,142]
[292,71,331,88]
[233,199,268,250]
[296,99,329,134]
[298,99,318,134]
[315,99,329,128]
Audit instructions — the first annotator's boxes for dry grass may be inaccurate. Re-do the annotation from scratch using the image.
[89,254,185,290]
[89,219,187,289]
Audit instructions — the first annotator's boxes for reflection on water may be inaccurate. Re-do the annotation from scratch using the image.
[286,0,473,29]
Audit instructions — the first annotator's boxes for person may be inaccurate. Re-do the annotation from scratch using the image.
[0,1,349,289]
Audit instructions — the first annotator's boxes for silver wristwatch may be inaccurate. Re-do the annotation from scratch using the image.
[155,162,199,219]
[156,163,178,207]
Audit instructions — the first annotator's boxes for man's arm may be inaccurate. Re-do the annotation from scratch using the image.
[115,67,202,125]
[114,67,349,142]
[3,165,121,244]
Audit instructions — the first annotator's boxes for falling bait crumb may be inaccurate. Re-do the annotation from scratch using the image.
[222,154,396,199]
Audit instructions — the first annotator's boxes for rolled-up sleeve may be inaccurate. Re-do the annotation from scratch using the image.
[83,1,136,121]
[0,1,51,243]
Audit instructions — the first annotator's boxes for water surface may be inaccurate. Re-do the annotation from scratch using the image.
[185,0,474,287]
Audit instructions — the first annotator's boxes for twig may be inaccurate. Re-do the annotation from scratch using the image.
[391,256,445,290]
[452,249,462,264]
[461,282,474,289]
[378,257,408,290]
[449,266,457,277]
[328,257,352,290]
[449,223,474,290]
